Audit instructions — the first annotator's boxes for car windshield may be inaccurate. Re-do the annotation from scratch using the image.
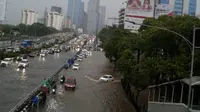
[103,76,109,78]
[66,79,74,84]
[21,61,27,63]
[3,59,11,61]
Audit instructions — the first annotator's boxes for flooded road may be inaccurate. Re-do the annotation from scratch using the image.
[0,51,76,112]
[40,51,135,112]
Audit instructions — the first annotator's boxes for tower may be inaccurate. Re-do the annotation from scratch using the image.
[44,7,48,25]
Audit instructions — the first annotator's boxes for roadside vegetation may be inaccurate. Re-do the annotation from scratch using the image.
[0,23,58,41]
[98,15,200,112]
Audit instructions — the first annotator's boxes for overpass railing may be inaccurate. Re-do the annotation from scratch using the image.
[8,37,85,112]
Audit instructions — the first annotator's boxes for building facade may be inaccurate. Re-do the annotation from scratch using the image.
[79,2,84,28]
[160,0,169,4]
[46,12,64,30]
[173,0,200,16]
[118,8,125,28]
[87,0,100,35]
[65,16,72,28]
[98,6,106,32]
[51,6,62,13]
[67,0,83,28]
[21,9,38,25]
[83,11,88,32]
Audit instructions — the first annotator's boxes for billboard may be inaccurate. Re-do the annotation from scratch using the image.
[51,6,62,13]
[0,0,6,21]
[124,0,155,31]
[155,4,173,19]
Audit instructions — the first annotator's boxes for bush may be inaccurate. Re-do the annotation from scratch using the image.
[4,51,20,58]
[20,48,32,54]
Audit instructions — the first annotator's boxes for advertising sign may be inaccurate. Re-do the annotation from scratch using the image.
[155,4,173,19]
[0,0,6,21]
[124,0,155,31]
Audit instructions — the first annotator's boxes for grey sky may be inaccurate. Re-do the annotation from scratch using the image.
[6,0,126,25]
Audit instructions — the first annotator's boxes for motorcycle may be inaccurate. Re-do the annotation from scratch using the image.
[60,79,64,84]
[52,88,56,95]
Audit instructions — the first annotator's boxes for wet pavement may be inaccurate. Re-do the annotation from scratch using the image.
[39,51,135,112]
[0,51,76,112]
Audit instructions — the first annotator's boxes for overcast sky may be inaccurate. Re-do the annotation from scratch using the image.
[6,0,126,25]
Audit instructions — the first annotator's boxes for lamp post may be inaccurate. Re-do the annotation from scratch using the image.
[125,20,200,111]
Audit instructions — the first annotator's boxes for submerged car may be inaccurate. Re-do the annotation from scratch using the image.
[40,52,46,57]
[99,75,114,82]
[72,63,79,70]
[64,77,76,90]
[0,58,13,67]
[18,59,29,68]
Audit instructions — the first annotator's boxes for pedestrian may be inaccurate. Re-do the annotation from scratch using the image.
[32,96,39,108]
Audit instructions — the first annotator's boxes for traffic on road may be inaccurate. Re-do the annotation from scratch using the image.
[1,34,134,112]
[0,34,84,112]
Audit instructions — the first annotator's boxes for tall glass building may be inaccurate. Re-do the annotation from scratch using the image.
[174,0,184,15]
[160,0,169,4]
[67,0,83,27]
[188,0,197,16]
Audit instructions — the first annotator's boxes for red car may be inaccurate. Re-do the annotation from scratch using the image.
[64,77,76,90]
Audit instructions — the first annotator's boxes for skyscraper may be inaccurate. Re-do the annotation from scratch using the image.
[87,0,100,35]
[67,0,84,29]
[98,6,106,32]
[79,2,84,28]
[83,11,88,32]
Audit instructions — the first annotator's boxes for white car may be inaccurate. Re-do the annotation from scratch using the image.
[18,59,29,68]
[0,58,13,66]
[72,63,79,70]
[77,58,83,61]
[40,53,46,57]
[99,75,114,82]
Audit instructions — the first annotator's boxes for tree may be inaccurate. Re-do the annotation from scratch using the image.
[99,15,200,112]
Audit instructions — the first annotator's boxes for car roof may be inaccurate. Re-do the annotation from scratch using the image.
[104,75,113,77]
[74,63,79,65]
[22,59,28,61]
[67,77,75,80]
[4,58,12,60]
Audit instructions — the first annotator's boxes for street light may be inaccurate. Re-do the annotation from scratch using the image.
[125,20,199,111]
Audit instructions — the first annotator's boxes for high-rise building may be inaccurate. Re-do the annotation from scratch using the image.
[98,6,106,32]
[67,0,83,28]
[79,2,84,28]
[46,12,64,30]
[0,0,7,22]
[173,0,200,16]
[83,11,88,32]
[118,8,125,27]
[51,6,62,13]
[87,0,100,35]
[21,9,38,25]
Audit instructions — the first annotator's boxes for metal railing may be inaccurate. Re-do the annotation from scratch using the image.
[8,37,86,112]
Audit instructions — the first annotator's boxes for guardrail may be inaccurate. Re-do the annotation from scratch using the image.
[8,37,86,112]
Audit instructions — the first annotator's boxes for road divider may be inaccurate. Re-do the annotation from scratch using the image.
[8,36,87,112]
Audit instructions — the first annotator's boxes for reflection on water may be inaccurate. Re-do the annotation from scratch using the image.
[57,85,64,96]
[53,53,60,59]
[38,57,46,62]
[20,68,27,80]
[46,98,58,112]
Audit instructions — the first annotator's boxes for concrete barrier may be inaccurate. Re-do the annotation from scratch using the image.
[8,38,86,112]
